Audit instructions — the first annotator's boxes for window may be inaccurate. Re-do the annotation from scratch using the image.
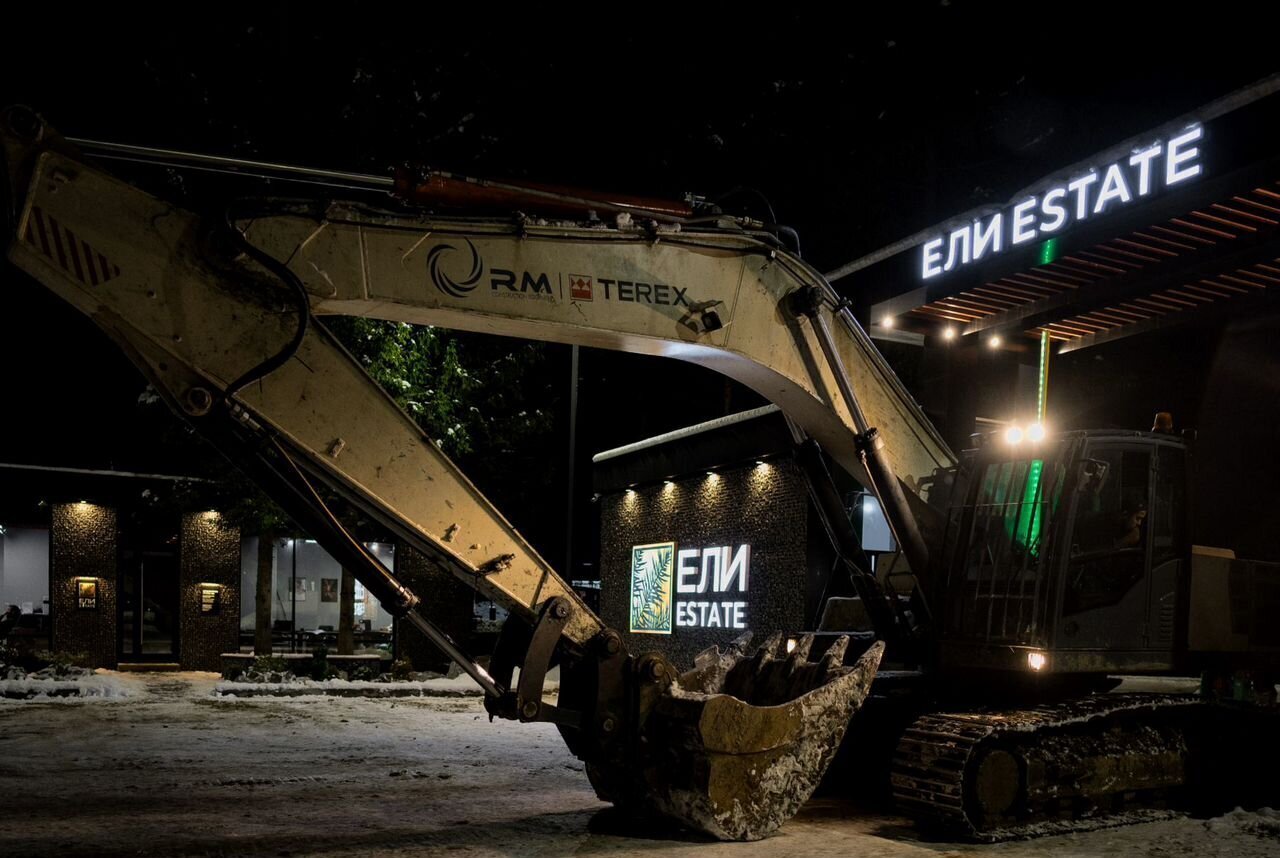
[1064,447,1151,614]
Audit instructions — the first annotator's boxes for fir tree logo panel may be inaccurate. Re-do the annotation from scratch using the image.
[629,542,674,634]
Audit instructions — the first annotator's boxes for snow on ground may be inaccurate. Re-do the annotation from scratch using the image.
[0,668,150,700]
[0,673,1277,857]
[214,672,491,698]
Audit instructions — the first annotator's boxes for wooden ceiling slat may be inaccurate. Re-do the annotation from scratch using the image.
[1088,302,1149,319]
[1087,307,1149,324]
[1004,273,1073,292]
[1188,210,1256,233]
[1169,217,1234,240]
[1180,283,1233,299]
[1061,254,1127,275]
[1112,237,1180,258]
[1078,249,1144,270]
[914,306,979,323]
[1165,288,1215,303]
[940,296,1008,313]
[1149,291,1198,307]
[1219,273,1269,290]
[1212,203,1279,226]
[993,277,1059,296]
[963,290,1020,308]
[1098,242,1162,263]
[1131,296,1184,312]
[1045,320,1102,336]
[972,285,1036,304]
[1118,301,1167,316]
[1226,268,1275,286]
[1132,230,1198,251]
[1233,194,1280,216]
[1037,264,1095,284]
[1072,314,1120,329]
[1150,225,1215,246]
[1197,278,1250,294]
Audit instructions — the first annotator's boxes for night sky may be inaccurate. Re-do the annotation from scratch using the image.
[1,7,1276,565]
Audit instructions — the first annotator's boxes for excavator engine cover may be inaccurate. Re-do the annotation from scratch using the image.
[587,634,883,840]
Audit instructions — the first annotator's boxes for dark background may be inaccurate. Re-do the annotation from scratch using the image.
[2,6,1276,568]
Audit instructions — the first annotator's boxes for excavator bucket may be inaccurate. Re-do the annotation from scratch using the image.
[589,634,884,841]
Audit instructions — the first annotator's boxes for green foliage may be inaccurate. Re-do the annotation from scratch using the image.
[40,650,92,669]
[251,655,289,674]
[324,318,561,552]
[348,663,380,682]
[324,317,555,463]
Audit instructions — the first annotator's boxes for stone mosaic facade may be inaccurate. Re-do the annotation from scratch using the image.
[599,460,809,669]
[179,512,241,671]
[50,503,117,668]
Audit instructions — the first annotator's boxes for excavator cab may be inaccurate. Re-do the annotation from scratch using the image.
[936,430,1188,683]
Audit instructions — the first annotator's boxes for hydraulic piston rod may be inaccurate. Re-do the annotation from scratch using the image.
[791,287,931,580]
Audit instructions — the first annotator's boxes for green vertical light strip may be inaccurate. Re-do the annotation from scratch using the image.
[1036,329,1050,422]
[1038,237,1060,266]
[1014,459,1044,553]
[1014,331,1053,553]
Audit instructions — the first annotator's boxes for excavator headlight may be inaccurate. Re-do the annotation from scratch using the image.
[1027,651,1048,671]
[1027,423,1046,443]
[1004,425,1025,445]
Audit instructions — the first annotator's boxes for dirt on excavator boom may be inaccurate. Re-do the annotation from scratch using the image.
[0,108,922,839]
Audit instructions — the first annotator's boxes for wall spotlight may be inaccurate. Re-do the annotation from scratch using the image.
[881,316,895,329]
[942,327,957,342]
[989,335,1003,349]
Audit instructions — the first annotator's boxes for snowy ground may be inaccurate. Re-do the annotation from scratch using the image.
[0,673,1277,858]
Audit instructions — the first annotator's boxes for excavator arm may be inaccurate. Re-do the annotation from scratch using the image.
[1,108,951,840]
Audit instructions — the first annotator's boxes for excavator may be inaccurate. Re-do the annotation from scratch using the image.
[2,106,1277,842]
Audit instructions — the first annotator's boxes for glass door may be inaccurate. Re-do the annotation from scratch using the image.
[118,515,180,663]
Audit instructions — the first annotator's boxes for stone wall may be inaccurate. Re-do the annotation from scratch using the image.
[179,512,241,671]
[50,503,117,668]
[599,460,809,669]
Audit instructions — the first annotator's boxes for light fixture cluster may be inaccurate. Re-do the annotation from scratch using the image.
[1004,422,1047,445]
[619,455,780,498]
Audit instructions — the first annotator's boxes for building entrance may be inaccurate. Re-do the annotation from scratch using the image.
[118,517,180,662]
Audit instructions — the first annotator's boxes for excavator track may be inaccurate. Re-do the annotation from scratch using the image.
[891,693,1201,840]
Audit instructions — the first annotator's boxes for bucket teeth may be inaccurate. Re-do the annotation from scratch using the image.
[788,633,815,661]
[822,636,850,668]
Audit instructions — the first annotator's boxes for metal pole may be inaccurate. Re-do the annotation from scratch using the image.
[401,610,503,699]
[808,308,930,578]
[290,539,297,654]
[1037,330,1051,423]
[565,345,579,580]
